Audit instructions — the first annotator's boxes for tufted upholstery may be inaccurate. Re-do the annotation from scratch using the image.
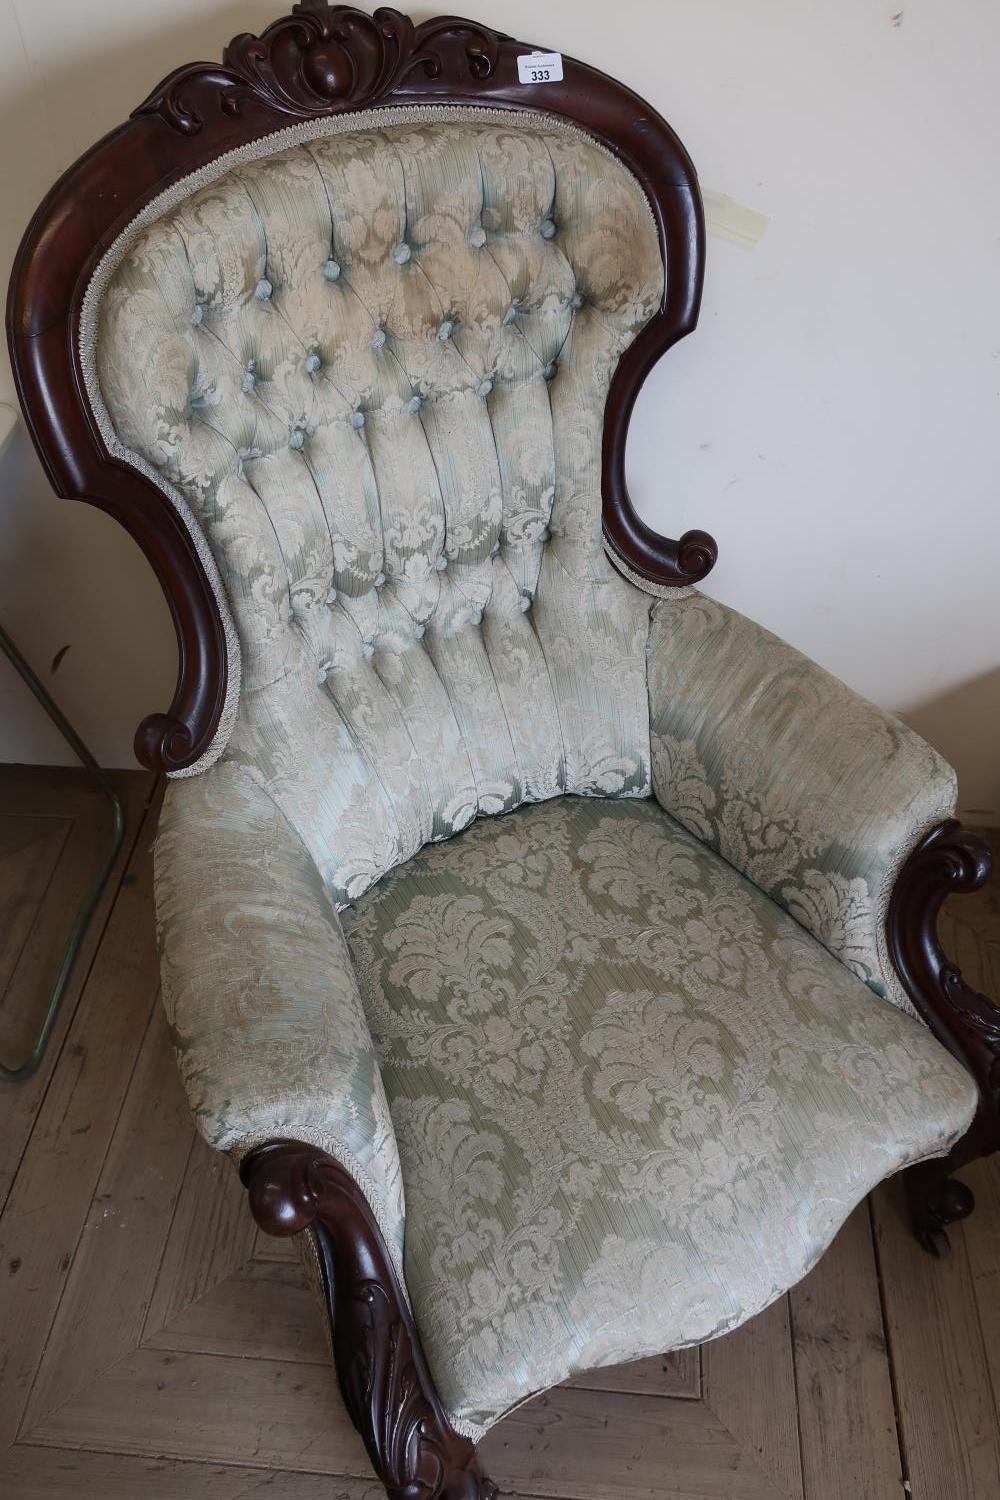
[96,104,974,1444]
[97,111,663,906]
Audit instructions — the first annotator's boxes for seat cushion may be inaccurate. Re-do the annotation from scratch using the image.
[341,796,976,1433]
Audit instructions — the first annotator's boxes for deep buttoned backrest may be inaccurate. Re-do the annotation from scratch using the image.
[95,109,665,904]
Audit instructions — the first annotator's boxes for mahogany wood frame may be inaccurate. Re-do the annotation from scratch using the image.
[6,4,1000,1493]
[6,0,714,776]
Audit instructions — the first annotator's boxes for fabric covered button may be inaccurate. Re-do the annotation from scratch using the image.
[519,593,532,611]
[542,361,558,381]
[570,290,585,309]
[362,642,375,659]
[435,555,448,572]
[325,587,338,606]
[289,429,305,450]
[538,527,551,542]
[539,217,557,239]
[254,278,273,300]
[351,411,366,429]
[470,609,483,625]
[502,304,519,326]
[468,225,487,249]
[413,624,426,639]
[392,241,412,265]
[408,394,423,414]
[371,328,386,351]
[241,369,255,393]
[317,659,332,684]
[477,378,493,399]
[323,258,342,282]
[437,319,455,341]
[374,572,386,588]
[305,352,321,373]
[490,542,501,558]
[190,305,204,327]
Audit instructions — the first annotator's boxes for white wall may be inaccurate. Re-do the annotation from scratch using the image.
[1,1,998,819]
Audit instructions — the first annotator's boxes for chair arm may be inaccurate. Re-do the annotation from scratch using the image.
[646,592,957,1016]
[154,761,404,1260]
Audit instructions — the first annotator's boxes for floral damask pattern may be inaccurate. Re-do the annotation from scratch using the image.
[342,796,975,1431]
[97,111,662,907]
[647,592,959,1014]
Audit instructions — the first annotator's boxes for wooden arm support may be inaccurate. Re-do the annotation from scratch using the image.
[888,820,1000,1252]
[241,1140,497,1500]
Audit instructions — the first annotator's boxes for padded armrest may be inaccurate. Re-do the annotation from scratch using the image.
[646,592,957,1015]
[154,761,404,1259]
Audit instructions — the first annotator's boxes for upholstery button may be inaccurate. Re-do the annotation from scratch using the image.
[241,369,255,393]
[538,527,551,542]
[408,394,423,414]
[325,587,338,606]
[490,542,501,558]
[502,304,519,326]
[323,258,342,282]
[540,217,557,239]
[254,278,273,300]
[374,572,386,588]
[392,241,412,265]
[351,411,366,429]
[435,555,448,572]
[468,225,487,249]
[470,609,483,625]
[190,305,204,326]
[362,642,375,659]
[289,429,305,450]
[570,290,585,309]
[519,593,532,612]
[414,624,426,639]
[287,609,296,624]
[542,361,558,381]
[371,328,386,351]
[305,352,321,373]
[437,319,455,341]
[477,378,493,399]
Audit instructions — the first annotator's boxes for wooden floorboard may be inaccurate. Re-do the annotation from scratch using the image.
[0,767,156,1211]
[0,768,998,1499]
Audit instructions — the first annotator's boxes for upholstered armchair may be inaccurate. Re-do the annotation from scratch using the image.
[9,7,999,1497]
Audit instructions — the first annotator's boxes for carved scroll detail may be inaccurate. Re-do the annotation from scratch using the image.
[242,1141,496,1500]
[134,4,501,134]
[889,820,1000,1163]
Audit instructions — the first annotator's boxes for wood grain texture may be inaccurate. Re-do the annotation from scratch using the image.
[2,771,1000,1499]
[0,784,162,1452]
[789,1206,901,1500]
[6,2,715,775]
[872,1179,1000,1499]
[0,768,155,1211]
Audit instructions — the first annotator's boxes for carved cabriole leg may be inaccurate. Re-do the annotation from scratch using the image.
[241,1141,497,1500]
[888,820,1000,1254]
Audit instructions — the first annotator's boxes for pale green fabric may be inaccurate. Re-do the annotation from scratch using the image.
[154,761,404,1259]
[112,111,975,1438]
[342,796,976,1432]
[647,592,958,1015]
[97,116,662,907]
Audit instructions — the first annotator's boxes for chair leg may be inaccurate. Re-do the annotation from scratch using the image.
[904,1159,976,1258]
[241,1140,497,1500]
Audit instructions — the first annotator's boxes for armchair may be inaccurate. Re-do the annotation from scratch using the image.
[7,7,997,1496]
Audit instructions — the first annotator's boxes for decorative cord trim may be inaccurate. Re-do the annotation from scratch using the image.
[604,541,698,600]
[78,103,661,776]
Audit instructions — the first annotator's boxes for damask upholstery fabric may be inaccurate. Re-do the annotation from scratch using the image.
[342,796,976,1432]
[96,113,661,907]
[647,593,959,1017]
[116,108,976,1440]
[154,761,405,1262]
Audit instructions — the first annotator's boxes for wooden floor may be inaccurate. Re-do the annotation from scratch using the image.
[1,767,999,1500]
